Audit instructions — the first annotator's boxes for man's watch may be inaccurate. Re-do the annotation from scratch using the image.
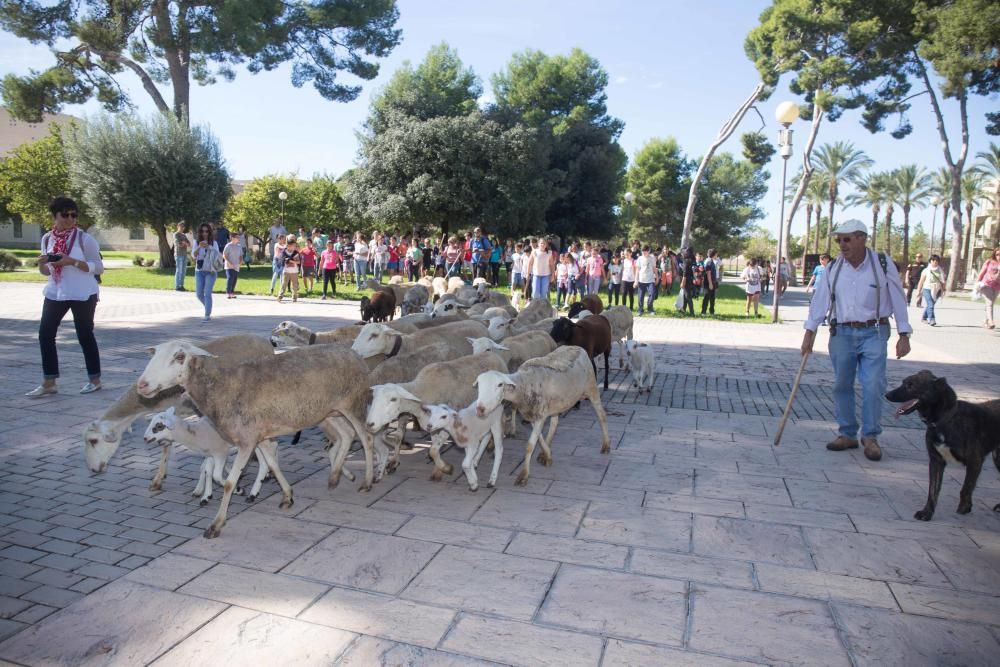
[899,333,911,338]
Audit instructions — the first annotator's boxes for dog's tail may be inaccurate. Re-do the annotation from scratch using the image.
[994,448,1000,475]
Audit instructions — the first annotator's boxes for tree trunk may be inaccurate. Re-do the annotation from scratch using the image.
[680,82,766,250]
[902,204,911,266]
[871,205,879,250]
[940,203,949,256]
[780,100,825,263]
[929,204,937,257]
[155,224,174,269]
[804,203,812,263]
[991,189,1000,247]
[961,203,975,286]
[885,207,893,258]
[825,195,835,255]
[947,168,964,289]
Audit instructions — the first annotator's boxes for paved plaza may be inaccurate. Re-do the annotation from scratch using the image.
[0,281,998,666]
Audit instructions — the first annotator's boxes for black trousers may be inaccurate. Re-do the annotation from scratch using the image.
[701,287,716,314]
[622,282,635,310]
[225,268,239,294]
[323,270,338,295]
[608,282,621,305]
[39,295,101,380]
[683,286,696,315]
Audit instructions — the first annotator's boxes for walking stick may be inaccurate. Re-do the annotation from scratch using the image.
[774,351,810,447]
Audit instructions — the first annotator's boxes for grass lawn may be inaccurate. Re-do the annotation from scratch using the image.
[1,247,158,262]
[0,256,768,322]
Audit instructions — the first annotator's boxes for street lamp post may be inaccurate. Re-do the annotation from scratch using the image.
[771,101,799,323]
[278,191,288,229]
[624,191,635,249]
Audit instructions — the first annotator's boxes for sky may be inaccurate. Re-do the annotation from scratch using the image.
[1,0,996,238]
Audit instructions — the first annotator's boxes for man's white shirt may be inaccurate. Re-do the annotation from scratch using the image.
[805,249,913,334]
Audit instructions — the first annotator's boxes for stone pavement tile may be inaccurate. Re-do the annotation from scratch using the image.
[966,527,1000,550]
[151,607,356,666]
[178,563,328,617]
[652,452,739,473]
[372,478,494,522]
[601,459,694,495]
[689,584,849,666]
[509,457,608,486]
[283,528,439,595]
[173,511,332,573]
[280,468,405,506]
[889,582,1000,626]
[629,549,754,589]
[537,565,686,644]
[644,492,745,519]
[754,563,898,609]
[695,470,791,506]
[804,528,951,587]
[602,639,759,667]
[923,543,1000,595]
[402,545,557,621]
[0,575,39,598]
[0,596,32,620]
[784,478,900,520]
[743,504,855,531]
[834,603,1000,667]
[11,603,56,624]
[696,440,778,467]
[693,516,812,567]
[395,516,512,552]
[300,585,455,649]
[20,584,83,608]
[849,514,979,548]
[738,461,829,482]
[505,532,628,569]
[0,579,225,666]
[544,480,644,506]
[441,613,604,667]
[0,620,25,643]
[293,500,410,534]
[337,635,499,666]
[470,490,588,537]
[577,502,690,551]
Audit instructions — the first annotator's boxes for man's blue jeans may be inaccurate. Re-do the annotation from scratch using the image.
[828,324,890,439]
[174,255,187,289]
[354,260,368,289]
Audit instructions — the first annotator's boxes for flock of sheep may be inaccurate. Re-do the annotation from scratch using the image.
[81,275,657,539]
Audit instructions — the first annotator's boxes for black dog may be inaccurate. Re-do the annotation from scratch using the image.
[885,370,1000,521]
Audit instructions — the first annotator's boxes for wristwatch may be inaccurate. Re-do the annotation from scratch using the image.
[899,333,910,338]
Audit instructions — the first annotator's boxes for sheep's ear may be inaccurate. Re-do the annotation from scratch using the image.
[186,345,215,359]
[144,346,157,356]
[395,387,422,403]
[494,343,510,351]
[418,404,432,415]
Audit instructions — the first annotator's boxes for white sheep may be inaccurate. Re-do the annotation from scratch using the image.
[431,276,448,296]
[467,333,557,372]
[512,297,555,326]
[270,321,359,348]
[601,305,636,369]
[417,275,434,288]
[83,334,275,489]
[142,407,274,505]
[475,346,611,486]
[510,316,557,336]
[430,298,469,319]
[400,284,430,316]
[511,291,523,312]
[421,400,505,491]
[351,320,487,360]
[624,340,655,393]
[137,341,375,538]
[447,276,466,292]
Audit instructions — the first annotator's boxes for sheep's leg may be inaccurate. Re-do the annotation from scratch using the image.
[372,432,392,482]
[246,443,274,502]
[428,432,454,481]
[254,440,293,510]
[537,415,558,466]
[340,413,375,492]
[320,419,356,490]
[149,443,171,491]
[461,441,480,492]
[204,445,253,539]
[192,458,209,498]
[504,407,518,437]
[587,384,612,454]
[486,415,504,488]
[198,458,214,507]
[516,421,545,486]
[603,349,610,390]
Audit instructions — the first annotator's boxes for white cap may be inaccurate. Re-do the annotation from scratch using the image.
[831,219,868,236]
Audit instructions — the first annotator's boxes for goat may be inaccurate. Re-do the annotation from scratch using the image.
[549,315,612,390]
[567,294,604,318]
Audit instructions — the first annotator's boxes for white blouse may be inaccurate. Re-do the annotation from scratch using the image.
[41,229,103,302]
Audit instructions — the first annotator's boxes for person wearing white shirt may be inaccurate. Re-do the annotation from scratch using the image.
[268,220,287,259]
[634,246,657,316]
[26,197,104,397]
[353,232,370,289]
[802,219,912,461]
[620,251,637,311]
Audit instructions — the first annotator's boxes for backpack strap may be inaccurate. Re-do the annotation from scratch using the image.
[877,252,888,276]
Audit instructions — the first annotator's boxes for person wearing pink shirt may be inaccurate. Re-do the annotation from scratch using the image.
[320,240,341,299]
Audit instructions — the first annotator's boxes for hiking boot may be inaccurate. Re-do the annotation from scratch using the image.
[862,437,882,461]
[826,436,859,452]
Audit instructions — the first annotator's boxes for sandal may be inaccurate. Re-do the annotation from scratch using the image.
[79,382,102,394]
[25,385,57,398]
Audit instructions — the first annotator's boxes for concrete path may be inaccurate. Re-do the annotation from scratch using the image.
[0,282,998,666]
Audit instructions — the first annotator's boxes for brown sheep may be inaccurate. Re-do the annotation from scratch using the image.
[567,294,604,319]
[549,315,612,390]
[360,290,396,323]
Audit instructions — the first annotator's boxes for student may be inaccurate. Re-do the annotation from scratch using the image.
[555,253,571,309]
[741,257,763,317]
[407,238,423,281]
[269,234,287,296]
[444,236,463,279]
[620,250,636,311]
[173,221,191,291]
[635,246,657,316]
[510,242,525,291]
[320,239,340,299]
[607,254,622,305]
[524,238,556,303]
[223,232,243,298]
[915,254,944,326]
[587,247,604,296]
[353,232,369,289]
[805,254,831,292]
[278,236,301,302]
[300,238,317,295]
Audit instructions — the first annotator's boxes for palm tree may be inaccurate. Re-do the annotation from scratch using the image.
[959,172,987,284]
[892,165,933,266]
[847,171,886,251]
[972,142,1000,246]
[806,171,829,254]
[930,168,952,256]
[881,175,900,259]
[813,141,874,254]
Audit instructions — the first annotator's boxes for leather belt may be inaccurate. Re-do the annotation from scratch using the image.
[840,317,889,329]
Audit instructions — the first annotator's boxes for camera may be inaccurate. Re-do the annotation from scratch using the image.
[46,253,62,263]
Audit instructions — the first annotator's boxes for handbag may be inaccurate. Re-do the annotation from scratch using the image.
[211,249,225,272]
[674,291,685,310]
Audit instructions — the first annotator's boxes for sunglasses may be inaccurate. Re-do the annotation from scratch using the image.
[59,211,78,218]
[834,236,855,244]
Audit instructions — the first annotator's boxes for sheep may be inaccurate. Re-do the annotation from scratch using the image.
[360,290,396,323]
[83,334,274,488]
[365,352,508,482]
[421,400,505,491]
[351,320,487,360]
[137,341,374,538]
[430,298,469,319]
[388,275,405,285]
[417,275,434,288]
[513,298,555,326]
[549,315,612,390]
[270,321,361,349]
[567,294,604,318]
[511,316,558,336]
[471,306,516,321]
[482,316,514,341]
[467,332,557,373]
[511,291,523,312]
[625,340,655,393]
[143,407,275,505]
[400,284,430,316]
[447,276,466,292]
[600,305,635,369]
[431,276,448,296]
[475,346,611,486]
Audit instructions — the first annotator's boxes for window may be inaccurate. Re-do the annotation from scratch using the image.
[129,227,145,240]
[12,219,22,238]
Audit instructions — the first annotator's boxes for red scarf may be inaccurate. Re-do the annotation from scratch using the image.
[49,225,77,284]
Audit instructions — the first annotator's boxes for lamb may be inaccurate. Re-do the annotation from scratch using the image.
[447,276,466,292]
[549,315,612,390]
[600,305,636,369]
[351,320,487,360]
[467,332,557,372]
[475,346,611,486]
[400,284,430,316]
[143,407,275,505]
[421,400,505,491]
[431,276,448,297]
[137,341,374,538]
[360,290,396,323]
[83,334,274,489]
[567,294,604,318]
[625,340,655,393]
[416,275,434,288]
[365,351,508,482]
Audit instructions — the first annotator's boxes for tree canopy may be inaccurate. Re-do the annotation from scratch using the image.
[0,124,87,228]
[0,0,402,122]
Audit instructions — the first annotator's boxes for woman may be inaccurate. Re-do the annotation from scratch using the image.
[269,234,286,295]
[977,247,1000,329]
[26,197,104,397]
[237,224,252,269]
[607,253,622,305]
[443,236,463,279]
[489,237,503,286]
[741,257,763,317]
[620,250,636,311]
[678,247,696,315]
[193,223,222,322]
[503,239,515,285]
[223,232,243,298]
[524,238,556,303]
[915,254,944,326]
[353,231,369,289]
